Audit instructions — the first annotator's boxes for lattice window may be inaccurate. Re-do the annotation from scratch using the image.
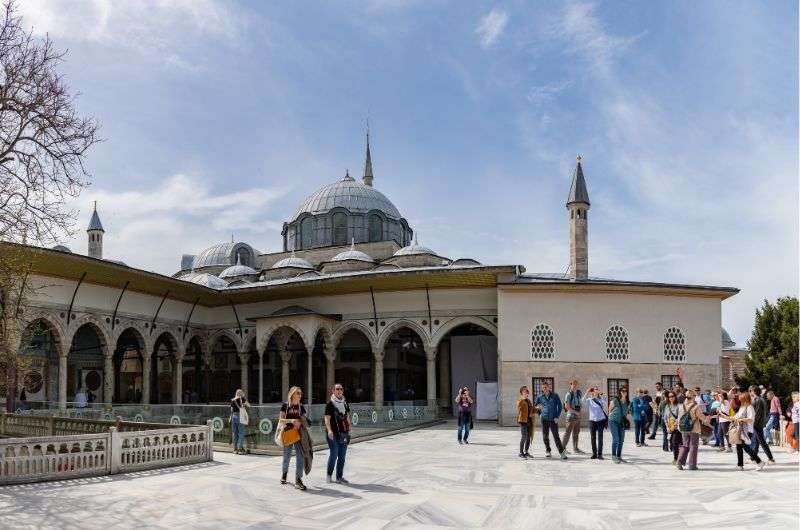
[663,327,686,362]
[607,378,629,399]
[661,375,681,389]
[605,325,630,361]
[532,377,554,397]
[530,324,555,360]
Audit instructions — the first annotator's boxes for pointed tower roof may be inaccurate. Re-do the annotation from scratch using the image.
[363,132,374,187]
[566,155,590,206]
[87,201,104,232]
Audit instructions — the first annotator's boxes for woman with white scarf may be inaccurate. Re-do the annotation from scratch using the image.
[324,383,352,484]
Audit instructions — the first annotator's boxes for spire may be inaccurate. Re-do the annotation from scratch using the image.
[566,155,590,206]
[87,201,104,232]
[350,237,355,250]
[342,168,354,182]
[363,131,374,187]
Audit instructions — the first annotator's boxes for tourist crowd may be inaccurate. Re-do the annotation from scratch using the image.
[514,380,800,471]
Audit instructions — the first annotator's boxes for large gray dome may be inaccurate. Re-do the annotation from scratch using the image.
[292,175,402,221]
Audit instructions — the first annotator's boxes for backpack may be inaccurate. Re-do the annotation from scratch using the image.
[679,403,696,432]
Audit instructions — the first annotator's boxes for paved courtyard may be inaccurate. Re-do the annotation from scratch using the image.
[0,422,797,529]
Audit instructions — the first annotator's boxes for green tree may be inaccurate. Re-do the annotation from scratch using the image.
[736,297,799,407]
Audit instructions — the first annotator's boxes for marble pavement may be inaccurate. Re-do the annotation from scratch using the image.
[0,422,797,529]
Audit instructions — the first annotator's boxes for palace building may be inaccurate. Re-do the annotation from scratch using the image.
[8,137,738,425]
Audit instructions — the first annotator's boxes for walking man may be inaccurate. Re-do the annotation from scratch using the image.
[535,381,567,460]
[561,379,584,454]
[749,386,776,464]
[649,381,664,442]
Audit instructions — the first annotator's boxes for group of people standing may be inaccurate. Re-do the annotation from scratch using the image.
[229,383,353,491]
[515,380,800,470]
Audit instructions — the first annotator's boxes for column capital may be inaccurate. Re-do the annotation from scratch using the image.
[238,352,251,363]
[280,349,292,363]
[425,345,437,362]
[323,348,336,362]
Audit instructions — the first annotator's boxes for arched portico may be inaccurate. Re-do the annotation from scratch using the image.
[66,321,108,406]
[151,331,179,404]
[113,327,146,403]
[17,317,65,405]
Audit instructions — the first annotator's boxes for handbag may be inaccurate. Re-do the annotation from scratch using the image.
[282,425,301,446]
[274,422,285,447]
[728,423,742,445]
[239,406,249,426]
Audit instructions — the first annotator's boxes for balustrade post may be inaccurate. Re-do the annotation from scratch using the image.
[109,426,121,474]
[206,419,214,461]
[47,415,55,436]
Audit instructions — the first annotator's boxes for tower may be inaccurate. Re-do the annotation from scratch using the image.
[363,132,374,187]
[566,155,590,280]
[87,201,104,259]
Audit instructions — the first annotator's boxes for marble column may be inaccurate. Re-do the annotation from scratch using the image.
[104,354,114,404]
[324,349,336,396]
[174,357,183,404]
[306,349,313,407]
[258,351,264,405]
[374,350,384,407]
[58,354,68,409]
[141,354,151,404]
[438,341,450,402]
[425,345,437,406]
[280,349,291,400]
[238,352,250,397]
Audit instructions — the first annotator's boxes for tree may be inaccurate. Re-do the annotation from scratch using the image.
[0,0,100,410]
[736,297,799,407]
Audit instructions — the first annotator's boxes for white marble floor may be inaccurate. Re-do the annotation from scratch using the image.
[0,422,797,529]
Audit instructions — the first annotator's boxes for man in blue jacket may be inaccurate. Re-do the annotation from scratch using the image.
[535,381,567,460]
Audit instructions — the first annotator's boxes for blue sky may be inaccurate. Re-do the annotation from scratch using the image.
[21,1,798,344]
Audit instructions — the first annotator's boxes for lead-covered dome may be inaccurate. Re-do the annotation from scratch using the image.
[292,174,402,221]
[183,272,228,289]
[219,263,258,279]
[332,241,374,263]
[192,242,257,270]
[273,254,313,270]
[394,235,435,256]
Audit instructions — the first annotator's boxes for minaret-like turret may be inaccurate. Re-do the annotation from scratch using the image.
[566,155,590,280]
[363,132,374,187]
[87,201,104,259]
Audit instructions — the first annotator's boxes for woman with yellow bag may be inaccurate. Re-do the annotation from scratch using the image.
[278,386,309,490]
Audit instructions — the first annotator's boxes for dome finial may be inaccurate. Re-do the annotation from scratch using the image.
[350,237,355,250]
[576,154,582,163]
[236,254,241,266]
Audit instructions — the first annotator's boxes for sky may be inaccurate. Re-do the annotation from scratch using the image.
[19,1,798,345]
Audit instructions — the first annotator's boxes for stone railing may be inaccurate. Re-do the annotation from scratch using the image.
[0,416,213,485]
[0,413,171,438]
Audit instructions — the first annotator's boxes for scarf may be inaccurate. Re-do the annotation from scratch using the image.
[331,394,347,415]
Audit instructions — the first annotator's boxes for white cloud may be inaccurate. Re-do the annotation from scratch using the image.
[476,8,509,48]
[19,0,251,70]
[527,80,572,105]
[66,174,290,274]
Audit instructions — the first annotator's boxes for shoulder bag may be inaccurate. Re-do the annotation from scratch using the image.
[728,422,742,445]
[239,403,249,426]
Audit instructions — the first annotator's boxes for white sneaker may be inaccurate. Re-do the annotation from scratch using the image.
[736,466,744,471]
[755,462,766,471]
[326,475,333,483]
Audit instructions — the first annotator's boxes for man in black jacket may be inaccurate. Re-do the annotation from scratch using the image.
[749,386,775,463]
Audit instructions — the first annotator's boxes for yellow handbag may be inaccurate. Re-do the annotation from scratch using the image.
[282,425,301,446]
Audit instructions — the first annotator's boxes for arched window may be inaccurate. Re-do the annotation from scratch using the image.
[368,214,382,242]
[530,323,555,360]
[300,217,313,249]
[235,247,252,267]
[333,213,348,246]
[663,327,686,362]
[605,325,629,361]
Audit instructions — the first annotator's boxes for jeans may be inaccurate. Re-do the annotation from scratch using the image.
[710,417,719,445]
[561,414,581,450]
[541,419,564,454]
[718,422,731,449]
[231,413,246,450]
[634,419,646,444]
[326,433,348,480]
[670,430,682,460]
[644,411,653,434]
[737,442,761,466]
[519,420,532,454]
[764,413,779,444]
[458,412,471,442]
[609,420,624,458]
[677,432,700,467]
[749,427,774,461]
[648,414,660,439]
[589,420,604,456]
[794,421,799,445]
[282,442,304,480]
[661,417,669,450]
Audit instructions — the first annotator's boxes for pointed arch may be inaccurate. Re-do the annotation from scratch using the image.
[257,324,310,354]
[377,319,430,353]
[68,314,111,357]
[431,316,497,349]
[332,321,377,352]
[19,313,66,358]
[209,329,242,353]
[311,324,334,352]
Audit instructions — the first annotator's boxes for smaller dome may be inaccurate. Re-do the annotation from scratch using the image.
[721,327,735,348]
[185,272,228,289]
[394,234,434,256]
[51,245,72,253]
[273,251,313,270]
[332,240,374,263]
[219,256,258,279]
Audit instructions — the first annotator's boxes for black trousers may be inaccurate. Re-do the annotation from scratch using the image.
[541,419,564,454]
[519,420,532,454]
[750,428,774,461]
[737,442,761,466]
[589,420,604,456]
[670,430,682,460]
